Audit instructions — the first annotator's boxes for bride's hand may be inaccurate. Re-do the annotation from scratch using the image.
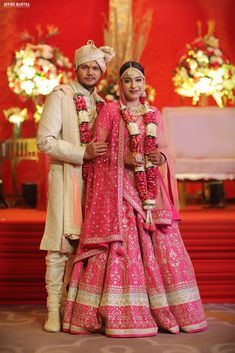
[124,152,144,167]
[148,150,166,166]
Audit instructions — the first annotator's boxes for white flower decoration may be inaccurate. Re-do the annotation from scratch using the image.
[79,110,90,123]
[146,123,157,137]
[127,122,139,135]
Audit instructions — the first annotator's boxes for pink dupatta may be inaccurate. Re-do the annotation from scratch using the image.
[75,101,180,262]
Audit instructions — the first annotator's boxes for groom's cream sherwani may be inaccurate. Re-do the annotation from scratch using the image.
[37,80,104,253]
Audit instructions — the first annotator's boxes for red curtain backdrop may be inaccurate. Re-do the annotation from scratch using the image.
[141,0,235,108]
[0,0,235,199]
[0,0,234,116]
[0,0,109,124]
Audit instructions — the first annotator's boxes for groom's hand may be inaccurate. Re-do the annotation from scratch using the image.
[84,137,108,160]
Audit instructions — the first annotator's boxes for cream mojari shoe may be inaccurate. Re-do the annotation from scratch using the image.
[44,311,61,333]
[44,251,68,333]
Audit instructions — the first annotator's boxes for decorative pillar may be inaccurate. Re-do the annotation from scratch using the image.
[104,0,133,79]
[104,0,153,80]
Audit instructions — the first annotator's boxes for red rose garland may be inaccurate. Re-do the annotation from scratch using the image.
[121,105,158,231]
[74,94,105,183]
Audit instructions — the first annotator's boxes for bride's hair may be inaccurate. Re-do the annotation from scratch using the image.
[119,61,144,77]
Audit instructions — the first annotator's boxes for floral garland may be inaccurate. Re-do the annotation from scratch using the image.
[120,104,158,231]
[74,93,105,182]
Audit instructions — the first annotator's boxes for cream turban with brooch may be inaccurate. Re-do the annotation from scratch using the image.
[74,40,115,73]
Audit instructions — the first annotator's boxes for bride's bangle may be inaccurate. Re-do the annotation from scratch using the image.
[160,153,166,165]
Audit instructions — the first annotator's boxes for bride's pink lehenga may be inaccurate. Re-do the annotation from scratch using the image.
[63,101,207,337]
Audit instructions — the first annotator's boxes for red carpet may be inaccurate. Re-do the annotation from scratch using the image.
[0,205,235,304]
[180,205,235,303]
[0,208,46,304]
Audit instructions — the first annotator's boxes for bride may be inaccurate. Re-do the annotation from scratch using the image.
[63,61,207,337]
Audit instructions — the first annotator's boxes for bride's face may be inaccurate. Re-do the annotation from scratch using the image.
[121,71,145,102]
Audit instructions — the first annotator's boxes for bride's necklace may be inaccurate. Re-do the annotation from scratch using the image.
[128,104,147,116]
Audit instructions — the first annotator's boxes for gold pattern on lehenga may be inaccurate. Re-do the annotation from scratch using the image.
[105,326,158,336]
[63,322,70,330]
[149,293,168,309]
[181,320,208,332]
[169,326,181,333]
[123,187,145,218]
[153,209,172,224]
[67,287,78,301]
[69,325,92,334]
[75,248,105,262]
[150,287,200,309]
[117,117,126,234]
[76,290,101,308]
[167,286,200,306]
[82,233,122,245]
[100,292,149,307]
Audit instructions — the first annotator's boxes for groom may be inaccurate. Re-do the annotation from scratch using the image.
[37,40,114,332]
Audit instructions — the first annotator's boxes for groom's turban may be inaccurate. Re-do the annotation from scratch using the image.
[74,40,115,73]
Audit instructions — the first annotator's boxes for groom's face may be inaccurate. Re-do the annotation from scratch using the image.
[76,61,101,91]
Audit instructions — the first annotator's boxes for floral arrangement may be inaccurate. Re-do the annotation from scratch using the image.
[74,93,105,182]
[97,77,156,104]
[34,104,44,123]
[7,43,72,97]
[3,107,29,137]
[7,26,72,120]
[97,78,119,101]
[173,21,235,107]
[120,103,158,231]
[3,107,29,124]
[145,84,156,104]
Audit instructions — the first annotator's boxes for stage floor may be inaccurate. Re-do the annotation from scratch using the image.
[0,207,46,223]
[0,204,235,223]
[0,303,235,353]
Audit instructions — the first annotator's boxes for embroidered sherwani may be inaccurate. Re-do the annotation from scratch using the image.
[37,80,105,253]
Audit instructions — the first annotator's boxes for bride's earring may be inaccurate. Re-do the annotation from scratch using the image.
[140,90,147,104]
